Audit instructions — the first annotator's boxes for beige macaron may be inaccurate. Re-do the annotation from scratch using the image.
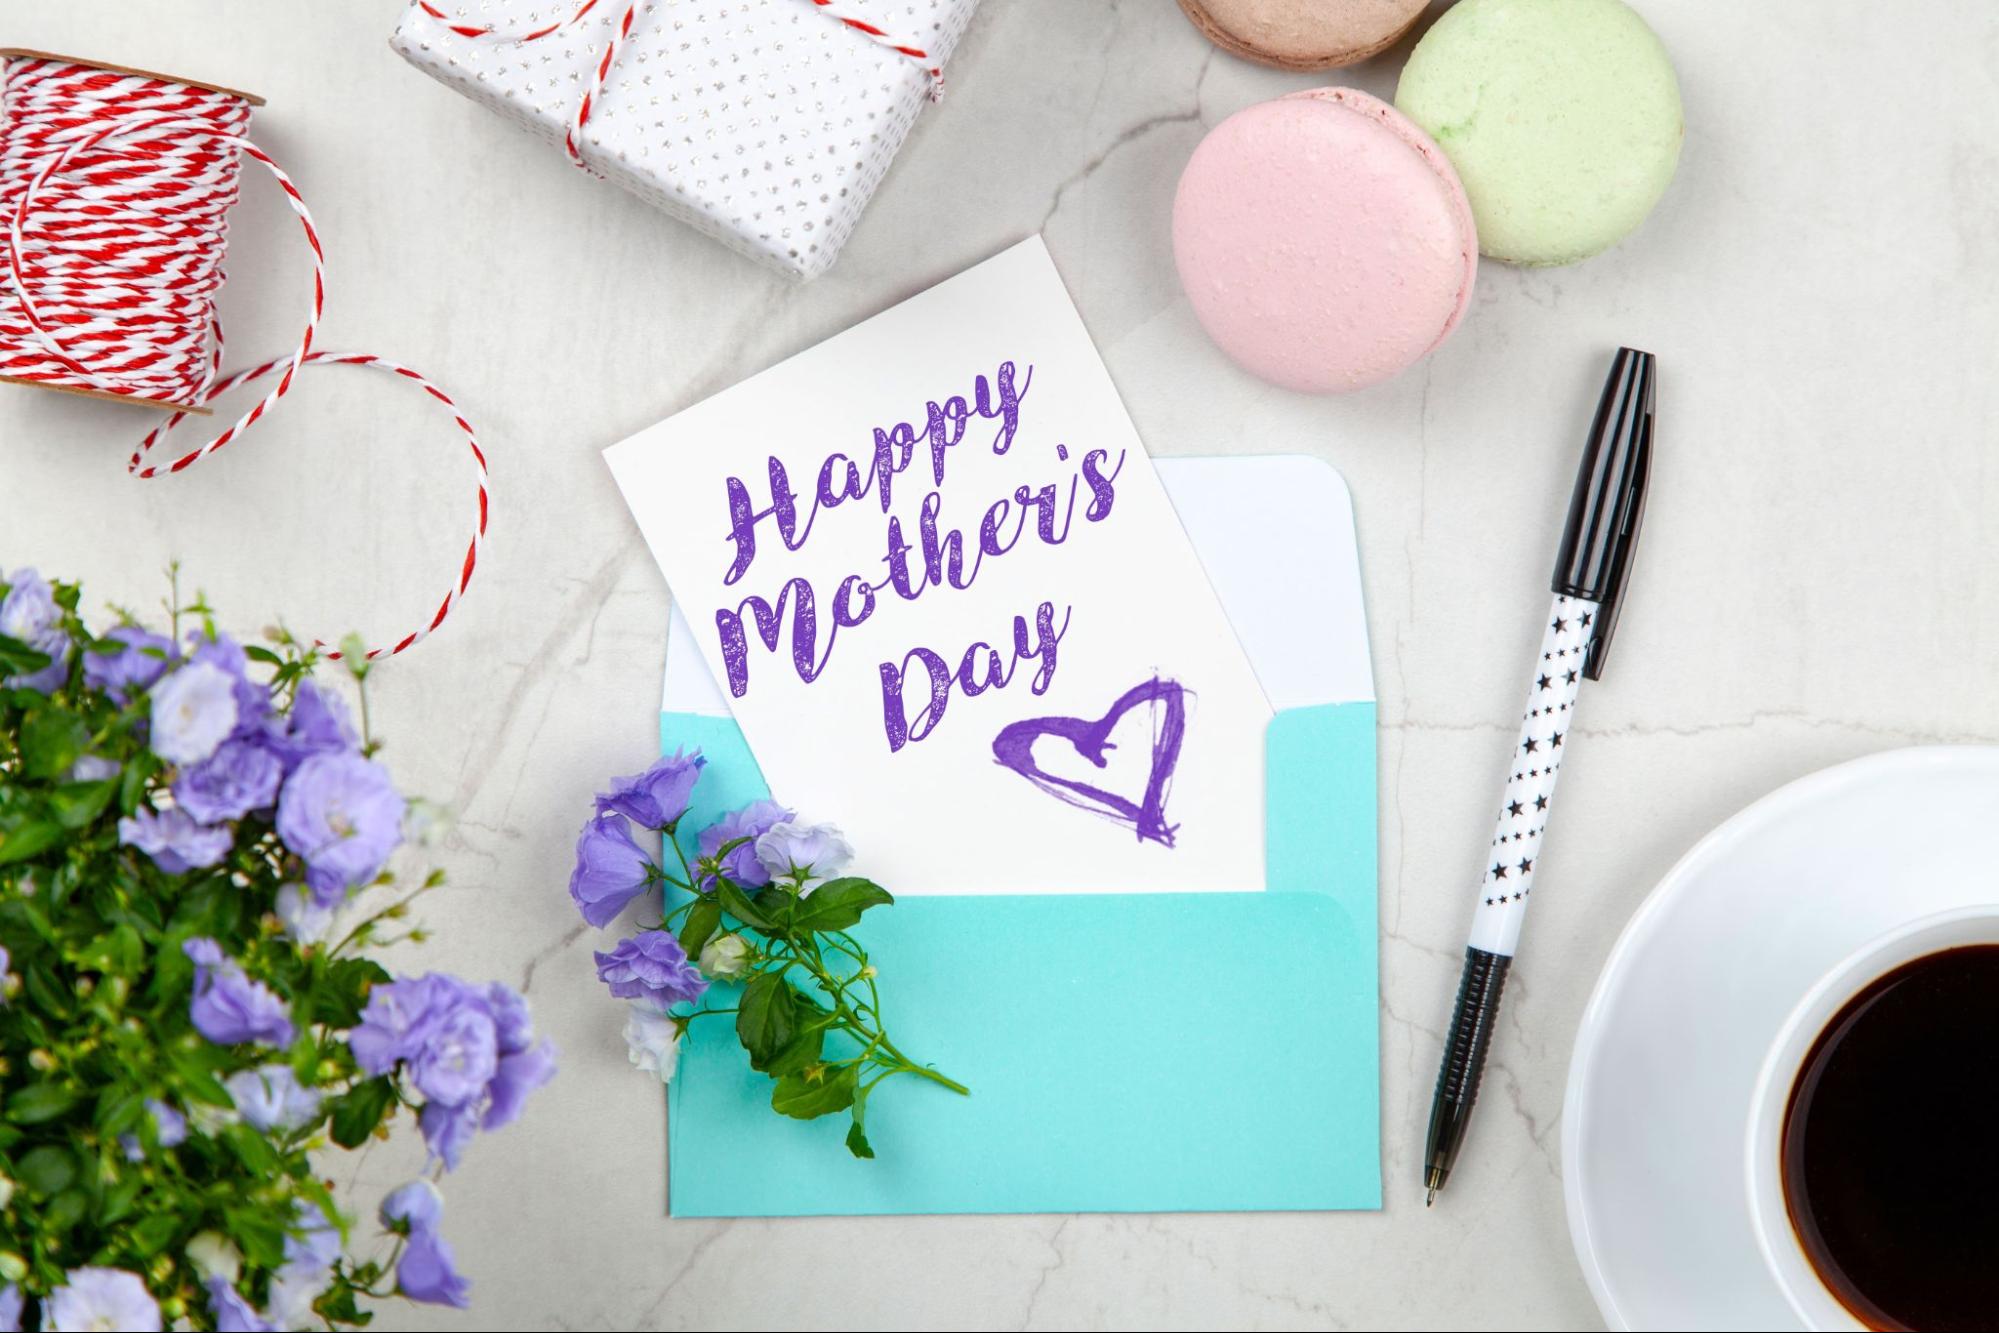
[1177,0,1430,70]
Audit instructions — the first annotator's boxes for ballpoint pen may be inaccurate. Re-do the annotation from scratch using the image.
[1423,347,1655,1205]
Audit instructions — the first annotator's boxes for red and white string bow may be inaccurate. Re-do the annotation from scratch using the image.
[0,55,487,660]
[414,0,947,170]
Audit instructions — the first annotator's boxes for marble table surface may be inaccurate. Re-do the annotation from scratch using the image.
[5,1,1997,1328]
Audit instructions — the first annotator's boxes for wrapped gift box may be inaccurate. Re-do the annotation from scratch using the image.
[391,1,979,279]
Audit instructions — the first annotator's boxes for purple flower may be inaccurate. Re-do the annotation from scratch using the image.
[281,1201,343,1277]
[264,1203,342,1329]
[483,1039,556,1131]
[483,981,534,1053]
[349,974,552,1170]
[697,799,794,890]
[185,631,274,740]
[270,679,356,770]
[118,1099,187,1162]
[568,811,656,927]
[418,1101,480,1170]
[595,748,705,830]
[204,1278,273,1333]
[83,624,174,703]
[205,1277,274,1332]
[66,754,119,783]
[594,931,709,1009]
[347,973,458,1074]
[224,1065,323,1133]
[119,808,233,876]
[0,1284,20,1333]
[0,569,71,694]
[408,996,499,1107]
[379,1180,443,1232]
[44,1268,161,1332]
[148,661,239,766]
[175,739,284,825]
[755,819,854,882]
[276,752,405,898]
[381,1184,470,1308]
[183,937,295,1047]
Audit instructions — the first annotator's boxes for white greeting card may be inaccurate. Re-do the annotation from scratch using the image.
[604,238,1272,894]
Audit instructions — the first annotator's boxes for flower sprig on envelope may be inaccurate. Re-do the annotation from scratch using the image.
[569,750,965,1157]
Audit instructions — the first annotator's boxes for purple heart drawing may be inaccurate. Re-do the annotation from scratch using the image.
[991,676,1189,847]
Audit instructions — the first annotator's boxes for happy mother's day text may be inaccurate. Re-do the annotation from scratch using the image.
[714,361,1126,752]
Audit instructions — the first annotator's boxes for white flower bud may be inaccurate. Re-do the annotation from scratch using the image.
[185,1231,242,1283]
[699,933,753,980]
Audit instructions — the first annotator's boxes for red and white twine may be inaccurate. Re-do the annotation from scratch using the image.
[0,55,486,660]
[414,0,946,165]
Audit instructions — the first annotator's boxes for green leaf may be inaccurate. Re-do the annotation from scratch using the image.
[98,1175,143,1225]
[95,1085,148,1138]
[0,819,63,865]
[14,1143,77,1195]
[735,972,798,1069]
[328,1076,397,1149]
[314,1284,372,1326]
[43,1188,89,1234]
[771,1063,858,1119]
[168,1048,235,1109]
[51,776,117,829]
[762,1022,827,1078]
[225,1204,289,1268]
[225,1123,281,1175]
[19,707,88,780]
[314,957,390,1028]
[846,1081,875,1159]
[715,880,773,931]
[0,632,51,679]
[677,898,722,959]
[789,878,894,933]
[119,754,151,814]
[130,1211,181,1256]
[78,923,143,975]
[752,886,795,929]
[6,1081,80,1125]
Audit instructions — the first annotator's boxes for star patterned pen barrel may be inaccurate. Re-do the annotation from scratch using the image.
[1424,348,1655,1205]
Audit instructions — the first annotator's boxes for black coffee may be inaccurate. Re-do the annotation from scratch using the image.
[1782,944,1999,1332]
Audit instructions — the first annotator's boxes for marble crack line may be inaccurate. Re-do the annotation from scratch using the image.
[519,920,588,995]
[1038,49,1215,232]
[1018,1215,1074,1330]
[634,1221,730,1326]
[1486,1057,1561,1159]
[1382,927,1462,968]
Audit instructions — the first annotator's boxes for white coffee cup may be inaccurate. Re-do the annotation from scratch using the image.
[1744,905,1999,1330]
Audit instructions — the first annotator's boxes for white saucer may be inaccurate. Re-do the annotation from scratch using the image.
[1560,747,1999,1331]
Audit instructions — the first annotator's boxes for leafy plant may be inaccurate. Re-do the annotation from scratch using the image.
[571,752,964,1158]
[0,568,552,1330]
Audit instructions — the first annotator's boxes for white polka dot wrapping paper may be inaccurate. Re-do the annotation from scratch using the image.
[389,0,981,279]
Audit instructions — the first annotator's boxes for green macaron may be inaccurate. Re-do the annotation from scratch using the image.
[1395,0,1683,266]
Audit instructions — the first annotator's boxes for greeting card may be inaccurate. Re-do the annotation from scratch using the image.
[605,238,1273,894]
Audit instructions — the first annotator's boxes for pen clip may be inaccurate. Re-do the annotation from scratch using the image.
[1554,348,1655,681]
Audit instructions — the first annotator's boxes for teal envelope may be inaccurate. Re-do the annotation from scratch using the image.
[659,456,1380,1216]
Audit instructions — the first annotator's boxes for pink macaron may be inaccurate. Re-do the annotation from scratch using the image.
[1172,88,1478,394]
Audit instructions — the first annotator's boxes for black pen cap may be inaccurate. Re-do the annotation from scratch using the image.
[1552,348,1654,681]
